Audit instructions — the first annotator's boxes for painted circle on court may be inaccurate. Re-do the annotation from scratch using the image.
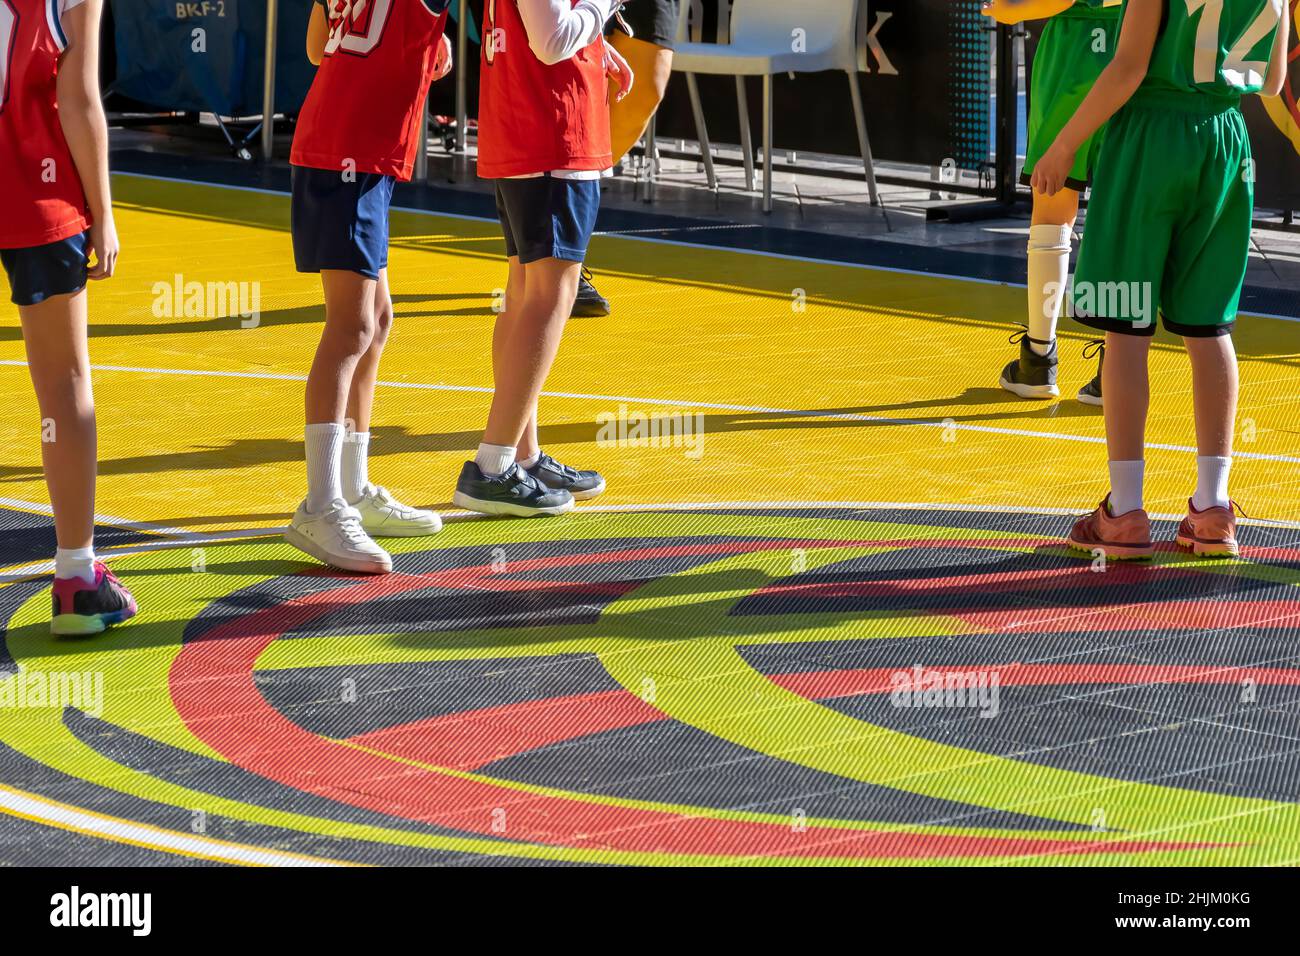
[4,507,1299,865]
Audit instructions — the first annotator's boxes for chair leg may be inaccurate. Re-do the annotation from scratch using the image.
[685,73,717,190]
[735,76,755,192]
[847,71,880,207]
[644,112,658,204]
[762,73,773,213]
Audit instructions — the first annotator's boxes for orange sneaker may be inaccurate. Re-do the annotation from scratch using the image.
[1175,499,1241,558]
[1066,495,1154,560]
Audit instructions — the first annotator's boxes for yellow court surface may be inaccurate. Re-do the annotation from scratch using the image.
[1,174,1299,868]
[0,173,1297,535]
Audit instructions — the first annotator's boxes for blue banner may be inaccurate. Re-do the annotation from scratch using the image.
[111,0,316,116]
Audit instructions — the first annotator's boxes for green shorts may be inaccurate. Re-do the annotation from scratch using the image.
[1072,90,1252,338]
[1022,10,1120,191]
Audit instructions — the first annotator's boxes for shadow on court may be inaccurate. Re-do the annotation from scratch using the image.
[0,390,1103,485]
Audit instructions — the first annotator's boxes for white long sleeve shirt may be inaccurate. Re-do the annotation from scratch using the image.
[509,0,617,179]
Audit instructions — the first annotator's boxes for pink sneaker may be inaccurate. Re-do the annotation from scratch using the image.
[51,561,137,636]
[1175,499,1241,558]
[1067,495,1154,561]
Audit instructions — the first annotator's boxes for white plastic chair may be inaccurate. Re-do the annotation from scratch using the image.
[671,0,880,212]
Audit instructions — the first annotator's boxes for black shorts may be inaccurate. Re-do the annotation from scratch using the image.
[607,0,678,50]
[494,175,601,264]
[291,166,395,280]
[1,232,89,306]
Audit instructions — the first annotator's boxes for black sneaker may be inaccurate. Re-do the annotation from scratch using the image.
[453,462,575,517]
[998,328,1060,399]
[51,561,137,636]
[571,267,611,318]
[1077,339,1104,407]
[524,452,607,501]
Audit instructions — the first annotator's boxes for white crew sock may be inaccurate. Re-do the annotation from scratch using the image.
[1192,455,1232,511]
[1026,224,1072,356]
[475,442,516,477]
[1107,460,1145,515]
[342,430,371,503]
[305,422,345,513]
[54,546,96,584]
[516,450,541,469]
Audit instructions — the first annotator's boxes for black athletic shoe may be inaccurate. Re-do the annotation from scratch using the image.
[998,328,1060,399]
[452,462,575,517]
[525,452,607,501]
[571,267,611,318]
[1077,339,1104,407]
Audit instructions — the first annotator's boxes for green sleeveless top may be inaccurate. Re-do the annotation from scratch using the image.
[1133,0,1283,97]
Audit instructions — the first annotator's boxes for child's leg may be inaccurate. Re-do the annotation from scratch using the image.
[1027,186,1080,350]
[1185,334,1237,509]
[1001,187,1080,400]
[331,272,441,535]
[481,257,580,464]
[1101,331,1152,514]
[19,290,96,567]
[303,269,377,512]
[341,269,392,502]
[345,268,391,436]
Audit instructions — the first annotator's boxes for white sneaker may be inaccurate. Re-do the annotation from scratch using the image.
[351,485,443,537]
[284,498,392,574]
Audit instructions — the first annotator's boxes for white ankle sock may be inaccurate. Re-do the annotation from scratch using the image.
[516,450,541,469]
[475,442,516,477]
[305,422,345,513]
[1107,460,1145,515]
[1027,224,1072,356]
[342,430,371,503]
[1192,455,1232,511]
[54,546,96,584]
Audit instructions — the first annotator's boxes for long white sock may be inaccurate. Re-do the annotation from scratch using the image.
[475,442,516,477]
[1193,455,1232,511]
[54,546,96,584]
[305,422,345,513]
[1026,224,1072,356]
[342,430,371,503]
[1108,460,1145,515]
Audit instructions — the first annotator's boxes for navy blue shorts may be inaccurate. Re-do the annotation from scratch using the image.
[1,232,89,306]
[291,167,395,279]
[494,176,601,264]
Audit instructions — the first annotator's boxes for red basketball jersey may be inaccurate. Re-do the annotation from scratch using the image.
[477,0,612,179]
[0,0,90,250]
[291,0,450,181]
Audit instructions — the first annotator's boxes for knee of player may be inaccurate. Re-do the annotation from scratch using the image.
[373,298,394,339]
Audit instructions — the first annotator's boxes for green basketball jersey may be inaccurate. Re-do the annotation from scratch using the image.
[1062,0,1123,18]
[1137,0,1283,96]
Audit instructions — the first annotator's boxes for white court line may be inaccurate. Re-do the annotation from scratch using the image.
[0,783,345,867]
[0,495,189,536]
[0,499,1295,581]
[111,170,1300,320]
[3,358,1299,464]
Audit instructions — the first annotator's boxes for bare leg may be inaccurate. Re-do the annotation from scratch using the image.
[306,269,377,426]
[1184,335,1238,458]
[483,258,581,449]
[346,269,392,433]
[19,290,95,550]
[1030,186,1080,229]
[608,35,674,161]
[1102,331,1152,461]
